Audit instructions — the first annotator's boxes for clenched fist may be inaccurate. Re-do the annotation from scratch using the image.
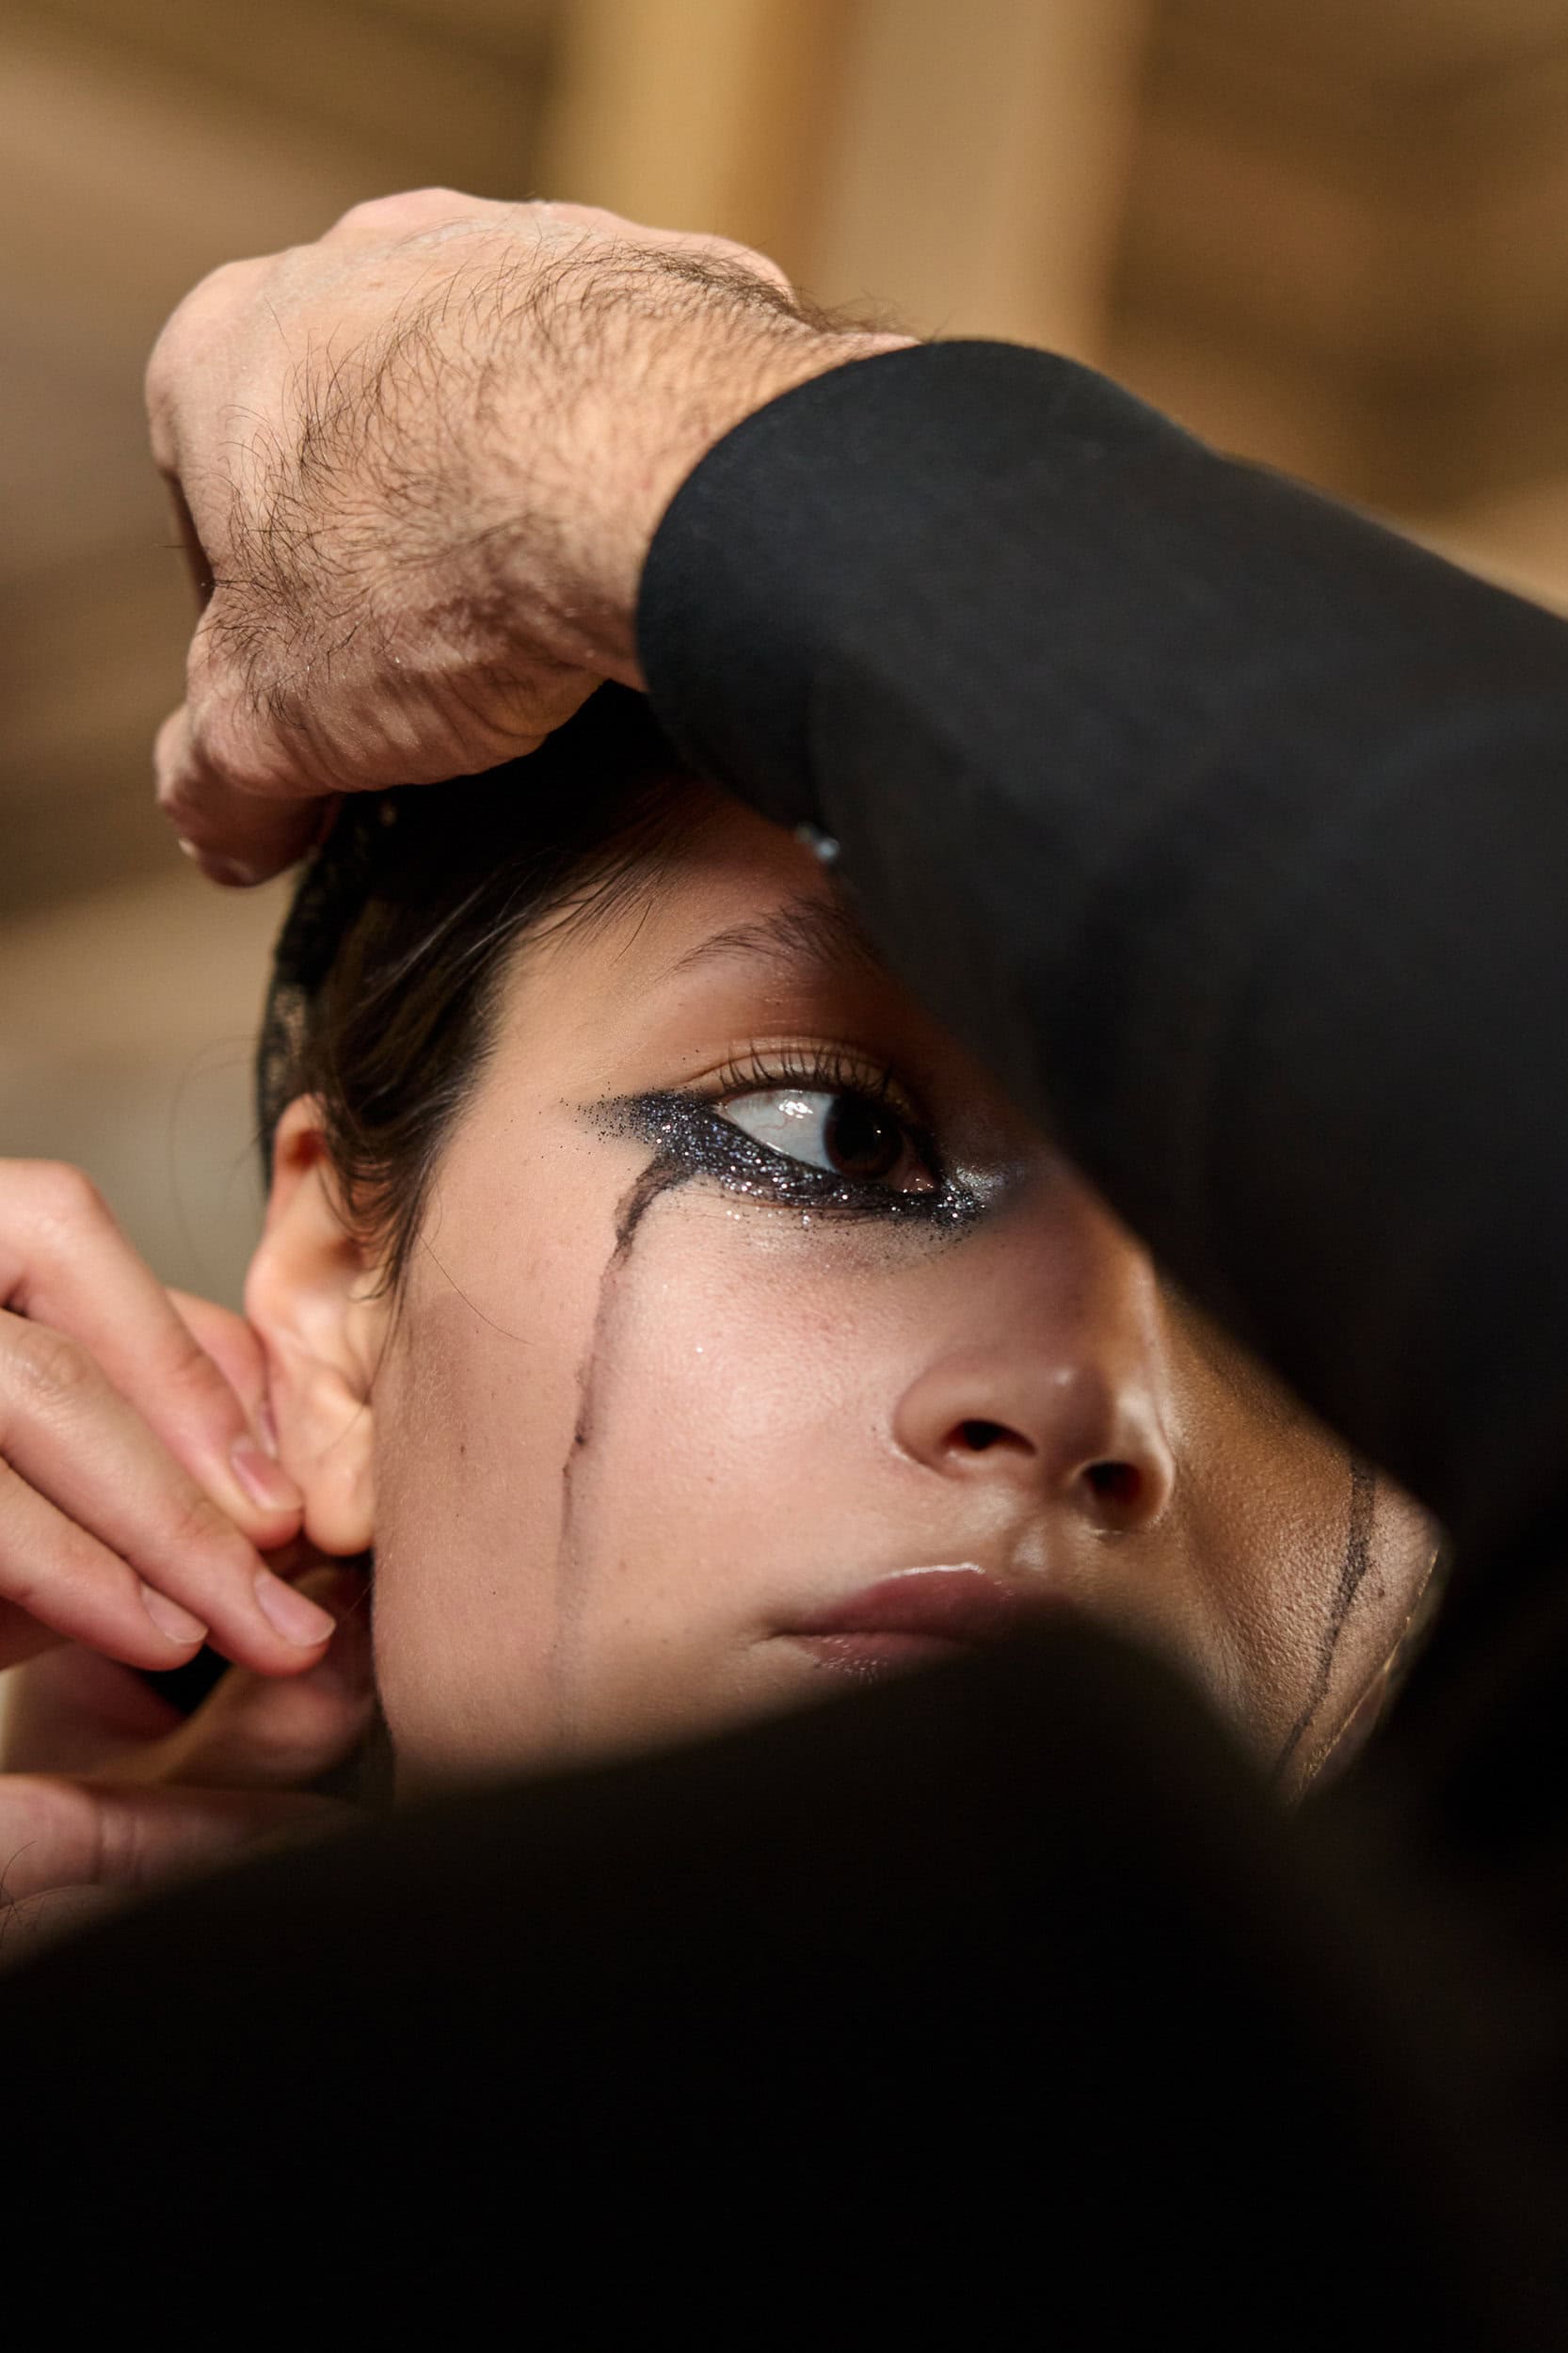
[147,190,906,882]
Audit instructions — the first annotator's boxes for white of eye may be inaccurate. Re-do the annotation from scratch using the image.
[719,1089,839,1172]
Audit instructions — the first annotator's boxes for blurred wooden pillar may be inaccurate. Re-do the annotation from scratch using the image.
[810,0,1148,358]
[538,0,1149,360]
[536,0,851,274]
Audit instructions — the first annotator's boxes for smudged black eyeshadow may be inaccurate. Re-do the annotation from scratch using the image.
[599,1091,983,1229]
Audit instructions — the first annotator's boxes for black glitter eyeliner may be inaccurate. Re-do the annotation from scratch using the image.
[596,1091,984,1230]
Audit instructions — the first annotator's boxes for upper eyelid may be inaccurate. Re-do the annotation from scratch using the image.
[700,1045,922,1120]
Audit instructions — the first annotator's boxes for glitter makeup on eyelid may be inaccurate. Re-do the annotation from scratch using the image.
[595,1091,984,1228]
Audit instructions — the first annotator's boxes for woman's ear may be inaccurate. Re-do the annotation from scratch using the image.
[245,1096,389,1557]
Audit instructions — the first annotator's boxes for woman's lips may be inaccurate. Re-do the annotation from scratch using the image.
[782,1564,1067,1678]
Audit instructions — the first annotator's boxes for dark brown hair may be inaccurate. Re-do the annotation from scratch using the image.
[258,688,701,1288]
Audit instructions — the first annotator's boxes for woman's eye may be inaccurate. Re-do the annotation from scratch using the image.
[716,1088,934,1193]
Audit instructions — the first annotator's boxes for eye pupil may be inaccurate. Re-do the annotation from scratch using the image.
[824,1094,902,1180]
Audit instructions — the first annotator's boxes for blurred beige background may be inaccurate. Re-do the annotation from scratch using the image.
[5,0,1568,1306]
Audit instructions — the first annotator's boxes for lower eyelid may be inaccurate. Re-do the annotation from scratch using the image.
[699,1105,942,1209]
[608,1090,963,1222]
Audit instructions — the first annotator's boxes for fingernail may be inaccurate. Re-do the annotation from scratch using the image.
[202,853,265,888]
[232,1440,301,1514]
[175,836,265,887]
[255,1569,337,1646]
[141,1583,209,1646]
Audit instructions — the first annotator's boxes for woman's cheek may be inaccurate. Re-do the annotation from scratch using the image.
[369,1185,626,1778]
[553,1205,919,1636]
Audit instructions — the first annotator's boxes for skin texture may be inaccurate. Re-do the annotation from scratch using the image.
[249,792,1436,1799]
[146,190,903,881]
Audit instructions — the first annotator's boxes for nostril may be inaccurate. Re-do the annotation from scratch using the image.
[1084,1460,1141,1511]
[958,1418,1010,1452]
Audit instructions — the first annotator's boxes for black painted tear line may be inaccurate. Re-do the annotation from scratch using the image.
[1274,1454,1377,1785]
[547,1153,692,1744]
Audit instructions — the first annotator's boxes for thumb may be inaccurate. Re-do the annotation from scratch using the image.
[0,1774,335,1912]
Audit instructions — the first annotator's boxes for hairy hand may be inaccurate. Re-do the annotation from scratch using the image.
[147,190,906,883]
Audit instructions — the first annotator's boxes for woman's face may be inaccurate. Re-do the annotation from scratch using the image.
[256,792,1434,1795]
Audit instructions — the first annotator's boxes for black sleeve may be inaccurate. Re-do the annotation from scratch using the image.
[637,340,1568,1714]
[638,343,1568,1573]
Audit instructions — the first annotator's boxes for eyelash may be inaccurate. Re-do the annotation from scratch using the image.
[612,1048,975,1226]
[707,1044,918,1121]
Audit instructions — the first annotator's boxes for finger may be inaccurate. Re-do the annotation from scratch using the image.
[156,705,318,887]
[0,1312,336,1675]
[0,1160,300,1547]
[132,1565,375,1791]
[319,186,488,246]
[165,477,215,610]
[0,1773,337,1908]
[0,1604,68,1673]
[0,1450,206,1674]
[145,250,272,477]
[0,1885,127,1972]
[169,1293,296,1539]
[168,1291,270,1438]
[1,1639,184,1776]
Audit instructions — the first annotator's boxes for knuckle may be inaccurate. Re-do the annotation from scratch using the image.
[332,187,465,238]
[144,334,176,431]
[172,254,263,326]
[0,1529,120,1626]
[147,283,207,369]
[184,629,246,738]
[184,613,252,709]
[8,1322,100,1414]
[91,1792,144,1889]
[18,1159,110,1241]
[150,253,268,352]
[160,1324,242,1426]
[158,1477,245,1565]
[183,693,285,806]
[145,274,225,392]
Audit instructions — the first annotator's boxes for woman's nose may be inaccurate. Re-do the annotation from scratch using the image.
[891,1346,1176,1535]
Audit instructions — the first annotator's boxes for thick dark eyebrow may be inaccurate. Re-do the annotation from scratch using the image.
[662,892,882,985]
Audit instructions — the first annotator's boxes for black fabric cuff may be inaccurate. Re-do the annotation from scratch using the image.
[635,339,1197,831]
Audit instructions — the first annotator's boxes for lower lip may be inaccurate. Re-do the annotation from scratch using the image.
[788,1629,969,1681]
[781,1565,1070,1683]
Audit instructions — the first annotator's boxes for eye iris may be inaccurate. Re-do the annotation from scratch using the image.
[824,1094,903,1180]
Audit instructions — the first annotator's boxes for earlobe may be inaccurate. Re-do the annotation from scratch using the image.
[245,1097,388,1557]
